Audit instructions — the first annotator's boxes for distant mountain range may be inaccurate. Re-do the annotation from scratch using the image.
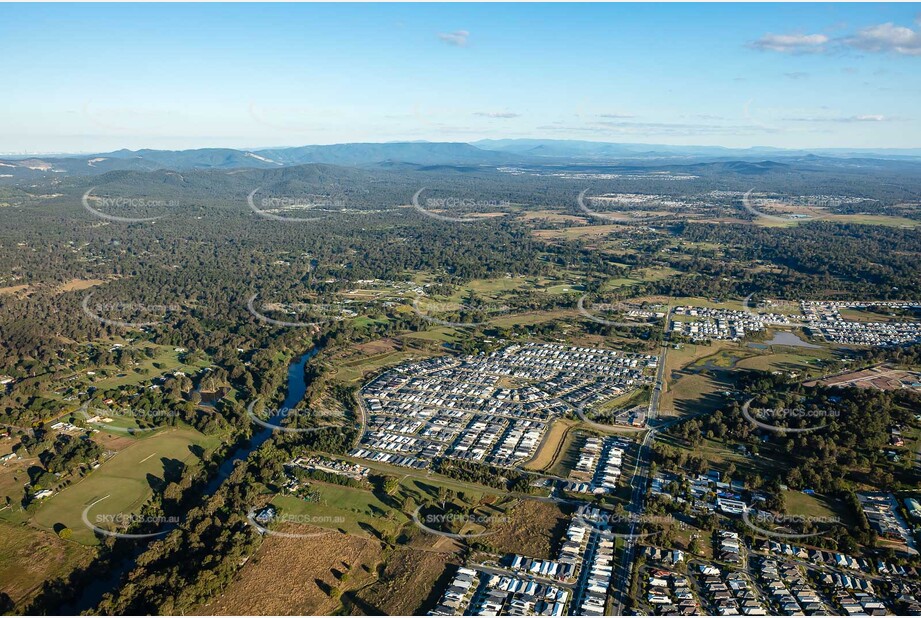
[0,142,516,182]
[472,138,921,161]
[2,139,920,183]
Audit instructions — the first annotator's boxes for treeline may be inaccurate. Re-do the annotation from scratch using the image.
[432,459,532,493]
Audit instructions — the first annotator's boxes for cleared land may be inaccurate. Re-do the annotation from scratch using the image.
[659,341,738,418]
[269,483,408,540]
[0,284,31,296]
[199,531,385,616]
[477,499,570,560]
[806,364,921,392]
[344,548,454,615]
[522,419,578,472]
[56,278,106,293]
[0,520,94,611]
[31,426,222,544]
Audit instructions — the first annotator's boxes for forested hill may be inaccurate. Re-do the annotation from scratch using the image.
[0,142,524,182]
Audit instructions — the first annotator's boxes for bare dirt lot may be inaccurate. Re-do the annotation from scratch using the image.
[56,278,106,293]
[522,419,576,472]
[806,364,921,392]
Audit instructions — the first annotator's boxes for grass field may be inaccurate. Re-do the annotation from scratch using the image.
[489,309,577,328]
[838,307,911,323]
[544,283,585,295]
[533,224,626,241]
[735,349,834,376]
[402,328,459,343]
[268,471,502,543]
[30,426,223,544]
[659,341,738,417]
[56,278,106,293]
[518,210,590,224]
[270,483,408,540]
[454,277,531,297]
[198,531,386,616]
[0,284,32,296]
[782,490,840,519]
[326,339,425,384]
[345,547,454,615]
[332,350,421,384]
[478,499,570,560]
[601,277,642,289]
[0,519,95,611]
[660,336,840,417]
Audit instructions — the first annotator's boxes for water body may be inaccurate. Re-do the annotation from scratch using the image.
[762,331,819,349]
[65,348,318,613]
[204,347,318,493]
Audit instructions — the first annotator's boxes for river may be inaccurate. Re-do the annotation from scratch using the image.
[63,347,318,613]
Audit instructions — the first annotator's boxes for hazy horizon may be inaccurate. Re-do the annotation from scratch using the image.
[5,137,921,159]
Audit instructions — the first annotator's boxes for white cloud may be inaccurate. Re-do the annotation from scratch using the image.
[750,33,829,53]
[843,22,921,56]
[437,30,470,47]
[599,113,635,119]
[784,72,810,80]
[473,111,520,119]
[752,20,921,56]
[783,114,896,123]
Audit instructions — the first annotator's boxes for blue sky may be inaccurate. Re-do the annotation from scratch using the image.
[2,3,920,153]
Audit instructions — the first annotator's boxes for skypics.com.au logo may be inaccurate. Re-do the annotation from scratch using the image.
[741,294,806,326]
[740,189,831,224]
[576,189,638,223]
[575,511,676,540]
[411,507,511,540]
[82,188,175,223]
[246,295,351,329]
[246,399,343,435]
[81,496,179,540]
[743,509,842,540]
[246,508,343,539]
[411,188,510,223]
[577,295,661,329]
[741,398,839,434]
[81,291,183,328]
[411,297,510,328]
[247,188,348,223]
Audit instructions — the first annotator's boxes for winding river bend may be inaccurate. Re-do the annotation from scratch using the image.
[204,347,318,493]
[64,348,318,613]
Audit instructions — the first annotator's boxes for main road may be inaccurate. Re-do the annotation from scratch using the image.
[609,426,656,615]
[611,300,671,615]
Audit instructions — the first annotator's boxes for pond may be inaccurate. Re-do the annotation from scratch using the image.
[761,331,819,349]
